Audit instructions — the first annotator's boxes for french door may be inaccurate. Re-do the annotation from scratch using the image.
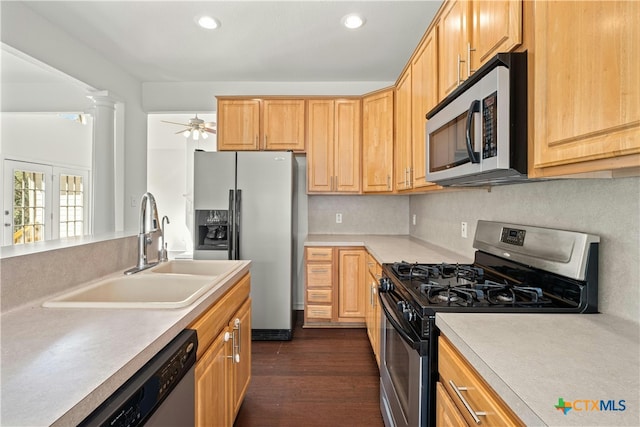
[3,160,89,246]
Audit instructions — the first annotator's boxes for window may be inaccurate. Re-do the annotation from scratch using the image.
[59,174,85,238]
[12,169,47,244]
[3,160,90,246]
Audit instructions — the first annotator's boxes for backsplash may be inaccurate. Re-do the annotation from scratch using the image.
[1,236,137,313]
[308,195,410,234]
[409,177,640,324]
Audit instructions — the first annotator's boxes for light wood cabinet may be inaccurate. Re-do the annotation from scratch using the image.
[469,1,522,74]
[437,0,470,98]
[217,99,261,151]
[307,99,361,193]
[362,89,394,193]
[337,248,367,321]
[437,0,522,99]
[438,336,523,427]
[395,29,441,192]
[304,247,335,325]
[531,0,640,177]
[436,381,469,427]
[217,98,305,151]
[304,246,367,326]
[190,274,251,427]
[365,252,382,367]
[395,69,413,191]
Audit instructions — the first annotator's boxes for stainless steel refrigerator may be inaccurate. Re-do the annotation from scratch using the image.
[193,150,295,340]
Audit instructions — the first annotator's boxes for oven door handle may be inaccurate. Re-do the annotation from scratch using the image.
[465,100,481,164]
[379,292,423,351]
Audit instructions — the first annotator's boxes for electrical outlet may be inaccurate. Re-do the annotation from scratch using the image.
[336,213,342,224]
[412,214,417,226]
[461,221,468,238]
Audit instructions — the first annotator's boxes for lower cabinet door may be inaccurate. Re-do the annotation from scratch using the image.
[195,329,230,427]
[230,299,252,417]
[436,381,469,427]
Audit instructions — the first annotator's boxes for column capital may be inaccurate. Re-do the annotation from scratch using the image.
[87,90,118,108]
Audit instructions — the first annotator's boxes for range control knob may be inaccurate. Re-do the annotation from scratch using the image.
[379,277,394,292]
[397,300,407,312]
[403,308,417,322]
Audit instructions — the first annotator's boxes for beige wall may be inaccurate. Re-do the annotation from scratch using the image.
[308,195,410,235]
[409,177,640,324]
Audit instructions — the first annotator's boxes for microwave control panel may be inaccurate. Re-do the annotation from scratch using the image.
[482,91,498,159]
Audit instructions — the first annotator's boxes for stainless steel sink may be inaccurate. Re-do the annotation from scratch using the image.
[43,274,218,309]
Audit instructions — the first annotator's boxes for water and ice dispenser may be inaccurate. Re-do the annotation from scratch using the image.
[195,209,229,252]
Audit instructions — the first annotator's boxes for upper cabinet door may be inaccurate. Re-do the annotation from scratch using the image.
[437,0,470,99]
[469,0,522,73]
[532,1,640,175]
[262,99,305,151]
[362,89,394,193]
[411,30,440,190]
[307,100,334,192]
[217,99,261,151]
[334,99,361,193]
[394,69,412,191]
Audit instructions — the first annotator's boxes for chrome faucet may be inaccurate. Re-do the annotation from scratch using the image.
[125,192,162,275]
[159,215,170,262]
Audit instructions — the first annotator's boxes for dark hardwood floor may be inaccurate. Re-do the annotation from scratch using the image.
[234,312,384,427]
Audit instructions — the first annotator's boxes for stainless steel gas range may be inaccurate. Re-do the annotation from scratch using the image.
[378,220,600,427]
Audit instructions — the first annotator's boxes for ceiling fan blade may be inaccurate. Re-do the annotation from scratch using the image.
[161,120,190,126]
[204,121,217,127]
[203,128,217,134]
[174,128,191,134]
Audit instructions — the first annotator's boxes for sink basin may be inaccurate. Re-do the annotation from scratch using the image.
[43,274,217,309]
[150,260,239,276]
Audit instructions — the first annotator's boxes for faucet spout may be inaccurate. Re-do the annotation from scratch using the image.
[125,192,162,275]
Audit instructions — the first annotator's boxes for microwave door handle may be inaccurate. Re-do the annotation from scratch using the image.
[466,100,481,163]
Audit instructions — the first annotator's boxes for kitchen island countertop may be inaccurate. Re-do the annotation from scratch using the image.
[0,260,251,427]
[436,312,640,426]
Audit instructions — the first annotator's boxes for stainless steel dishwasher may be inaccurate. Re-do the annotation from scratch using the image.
[80,329,197,427]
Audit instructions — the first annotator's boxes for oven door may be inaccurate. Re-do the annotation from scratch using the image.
[379,292,428,427]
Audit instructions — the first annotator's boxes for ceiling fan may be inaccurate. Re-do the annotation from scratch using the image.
[162,114,216,140]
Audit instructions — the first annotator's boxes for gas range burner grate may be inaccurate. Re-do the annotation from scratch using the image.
[392,261,484,283]
[420,281,485,307]
[479,280,552,306]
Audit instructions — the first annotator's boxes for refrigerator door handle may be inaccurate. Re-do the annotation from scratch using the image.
[228,189,234,260]
[234,189,241,260]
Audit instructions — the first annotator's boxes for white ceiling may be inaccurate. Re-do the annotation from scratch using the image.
[17,1,443,83]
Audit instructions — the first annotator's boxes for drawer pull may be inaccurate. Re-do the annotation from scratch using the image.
[310,268,329,273]
[449,380,486,424]
[310,252,329,257]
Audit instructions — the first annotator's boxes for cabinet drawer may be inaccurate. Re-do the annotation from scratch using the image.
[439,337,523,426]
[306,247,333,261]
[306,263,332,287]
[306,304,333,320]
[307,289,332,303]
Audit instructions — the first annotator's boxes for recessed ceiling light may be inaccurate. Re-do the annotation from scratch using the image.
[341,13,365,30]
[197,15,220,30]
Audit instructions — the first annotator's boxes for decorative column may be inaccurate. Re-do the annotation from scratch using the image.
[87,91,116,235]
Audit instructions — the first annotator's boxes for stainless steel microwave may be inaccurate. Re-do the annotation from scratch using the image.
[425,52,527,186]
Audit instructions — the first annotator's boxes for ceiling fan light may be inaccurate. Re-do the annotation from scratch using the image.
[183,130,191,138]
[201,131,209,139]
[193,130,200,140]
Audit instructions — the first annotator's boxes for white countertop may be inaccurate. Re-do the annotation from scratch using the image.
[436,313,640,426]
[305,234,472,264]
[0,260,250,427]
